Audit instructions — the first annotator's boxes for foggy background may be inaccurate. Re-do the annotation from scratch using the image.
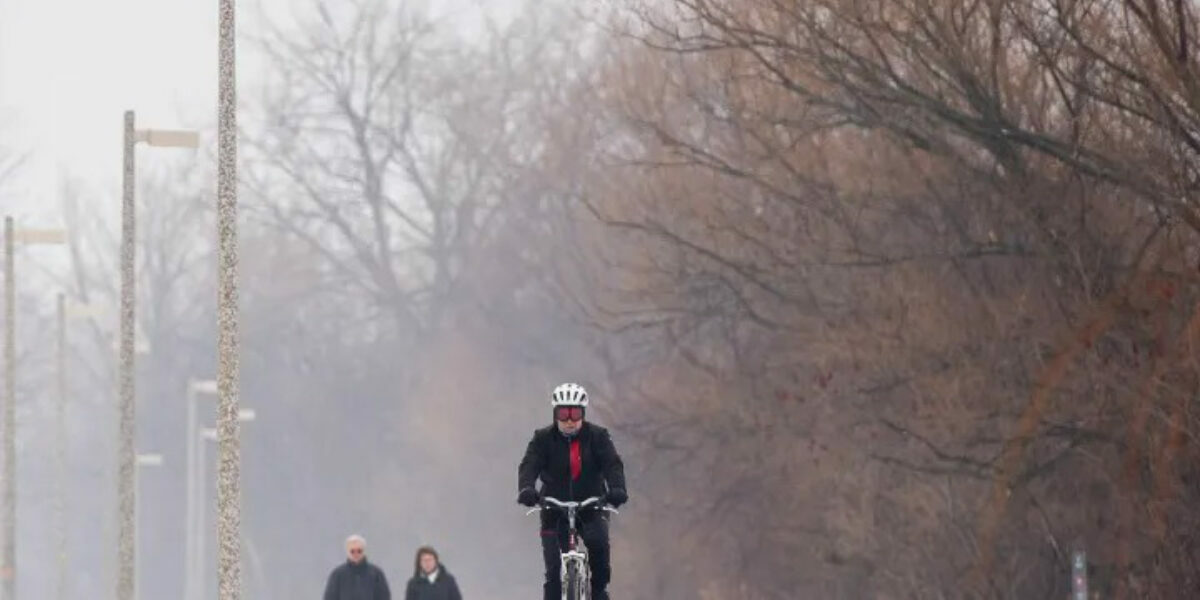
[4,0,1200,598]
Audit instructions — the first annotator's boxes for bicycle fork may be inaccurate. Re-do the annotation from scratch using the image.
[561,512,590,599]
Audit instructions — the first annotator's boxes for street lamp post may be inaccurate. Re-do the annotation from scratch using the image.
[55,298,100,600]
[184,378,217,600]
[1,218,66,600]
[198,408,253,600]
[117,113,198,600]
[216,0,243,598]
[2,217,10,600]
[54,294,66,600]
[197,426,216,600]
[134,453,163,600]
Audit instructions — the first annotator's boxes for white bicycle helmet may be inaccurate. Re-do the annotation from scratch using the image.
[551,383,589,407]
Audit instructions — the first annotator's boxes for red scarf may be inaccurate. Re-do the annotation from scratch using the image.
[570,439,582,480]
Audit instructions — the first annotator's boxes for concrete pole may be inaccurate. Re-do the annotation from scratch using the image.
[1,216,13,600]
[197,430,212,600]
[55,294,67,600]
[117,109,138,600]
[216,0,243,598]
[183,382,197,600]
[133,463,139,600]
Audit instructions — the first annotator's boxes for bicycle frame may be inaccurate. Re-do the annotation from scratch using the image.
[527,496,618,600]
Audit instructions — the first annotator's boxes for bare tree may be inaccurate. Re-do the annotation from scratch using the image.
[499,1,1200,596]
[246,0,560,345]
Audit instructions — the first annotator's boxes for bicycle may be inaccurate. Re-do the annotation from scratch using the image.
[526,496,617,600]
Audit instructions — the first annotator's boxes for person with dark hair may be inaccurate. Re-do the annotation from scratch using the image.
[404,546,462,600]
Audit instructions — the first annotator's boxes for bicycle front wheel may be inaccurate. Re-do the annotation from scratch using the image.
[565,561,585,600]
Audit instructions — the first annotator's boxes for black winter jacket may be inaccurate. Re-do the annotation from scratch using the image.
[404,567,462,600]
[518,421,627,503]
[323,559,391,600]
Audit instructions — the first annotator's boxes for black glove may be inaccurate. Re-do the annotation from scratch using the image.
[518,487,540,507]
[605,488,628,508]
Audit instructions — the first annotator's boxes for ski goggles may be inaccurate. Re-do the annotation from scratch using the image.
[554,406,585,422]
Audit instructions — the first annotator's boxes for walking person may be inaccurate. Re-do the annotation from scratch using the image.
[324,534,392,600]
[405,546,462,600]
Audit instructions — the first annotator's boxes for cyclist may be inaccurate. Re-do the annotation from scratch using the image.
[518,383,628,600]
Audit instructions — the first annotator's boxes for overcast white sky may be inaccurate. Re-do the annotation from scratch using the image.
[0,0,257,219]
[0,0,510,225]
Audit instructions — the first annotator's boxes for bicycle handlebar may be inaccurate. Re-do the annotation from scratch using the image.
[545,496,602,509]
[524,496,619,516]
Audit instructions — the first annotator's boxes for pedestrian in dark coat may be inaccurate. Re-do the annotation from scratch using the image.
[405,546,462,600]
[324,534,391,600]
